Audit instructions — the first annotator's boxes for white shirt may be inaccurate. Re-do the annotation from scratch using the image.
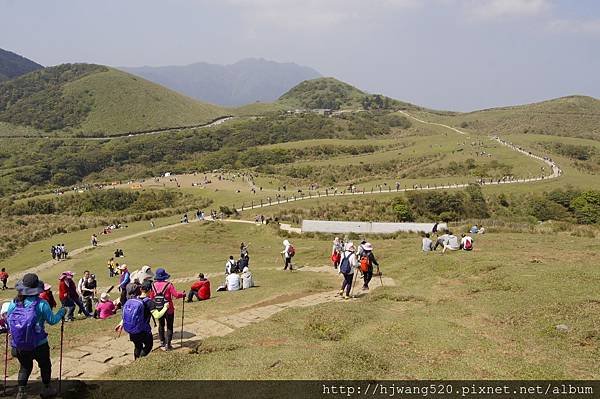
[447,235,460,249]
[340,251,357,273]
[242,271,253,289]
[422,237,433,252]
[225,259,236,274]
[226,273,241,291]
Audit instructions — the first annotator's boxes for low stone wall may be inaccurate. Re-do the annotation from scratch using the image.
[301,220,447,234]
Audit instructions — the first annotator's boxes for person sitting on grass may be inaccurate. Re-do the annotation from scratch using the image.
[433,230,450,251]
[116,281,168,359]
[187,273,211,302]
[7,273,66,399]
[442,232,461,253]
[95,292,116,319]
[470,224,479,234]
[422,233,433,252]
[461,234,474,251]
[241,267,254,289]
[225,272,241,291]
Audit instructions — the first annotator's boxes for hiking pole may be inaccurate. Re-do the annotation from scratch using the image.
[349,268,359,298]
[59,318,65,394]
[3,332,8,396]
[180,295,185,348]
[378,268,384,288]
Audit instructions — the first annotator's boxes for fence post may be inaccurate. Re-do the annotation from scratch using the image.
[251,200,254,208]
[260,199,263,207]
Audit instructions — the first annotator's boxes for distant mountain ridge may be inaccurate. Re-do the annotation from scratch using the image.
[0,48,43,82]
[120,58,321,107]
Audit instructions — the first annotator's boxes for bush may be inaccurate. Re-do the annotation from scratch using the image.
[571,191,600,224]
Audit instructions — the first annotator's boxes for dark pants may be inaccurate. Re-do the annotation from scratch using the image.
[341,272,354,296]
[83,295,93,314]
[62,297,91,319]
[186,290,205,302]
[130,331,153,359]
[363,269,373,288]
[433,238,445,250]
[12,342,52,387]
[1,278,6,289]
[284,257,293,270]
[119,288,127,307]
[158,312,175,347]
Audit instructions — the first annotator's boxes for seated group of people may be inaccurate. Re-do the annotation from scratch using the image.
[422,230,474,253]
[217,252,254,292]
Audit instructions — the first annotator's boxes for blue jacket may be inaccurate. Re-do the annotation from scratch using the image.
[7,296,65,348]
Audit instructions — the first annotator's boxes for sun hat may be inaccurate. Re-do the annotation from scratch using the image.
[283,239,290,246]
[43,283,52,291]
[59,271,74,280]
[363,242,373,251]
[345,242,355,251]
[100,292,110,302]
[242,267,249,273]
[15,273,45,296]
[117,264,128,270]
[154,268,170,281]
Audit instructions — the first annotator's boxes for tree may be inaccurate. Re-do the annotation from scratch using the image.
[570,191,600,224]
[393,203,414,222]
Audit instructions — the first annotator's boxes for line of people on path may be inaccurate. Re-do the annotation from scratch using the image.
[49,244,68,261]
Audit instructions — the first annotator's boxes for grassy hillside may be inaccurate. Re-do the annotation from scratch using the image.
[0,63,228,136]
[0,48,43,82]
[423,95,600,141]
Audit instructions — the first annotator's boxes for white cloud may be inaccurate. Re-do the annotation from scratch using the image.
[467,0,550,19]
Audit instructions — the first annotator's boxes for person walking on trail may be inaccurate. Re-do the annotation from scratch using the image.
[7,273,66,399]
[338,242,357,300]
[127,265,154,296]
[117,264,131,307]
[225,256,237,275]
[96,292,116,319]
[59,271,92,321]
[117,281,168,359]
[281,239,295,271]
[0,267,8,290]
[359,242,379,291]
[331,237,342,269]
[187,273,211,302]
[148,268,185,351]
[39,283,57,309]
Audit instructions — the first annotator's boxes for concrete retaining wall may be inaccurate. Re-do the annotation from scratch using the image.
[301,220,447,234]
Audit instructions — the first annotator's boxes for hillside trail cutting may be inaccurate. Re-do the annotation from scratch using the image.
[13,112,561,280]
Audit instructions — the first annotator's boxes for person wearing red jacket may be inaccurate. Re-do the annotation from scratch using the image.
[59,271,91,321]
[186,273,211,302]
[147,268,185,351]
[39,283,57,309]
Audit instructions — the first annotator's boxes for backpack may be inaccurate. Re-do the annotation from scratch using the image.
[122,298,149,334]
[464,238,473,250]
[360,255,371,273]
[287,245,295,258]
[151,282,171,312]
[8,299,46,350]
[339,254,352,274]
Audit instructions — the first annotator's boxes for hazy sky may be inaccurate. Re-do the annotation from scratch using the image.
[1,0,599,111]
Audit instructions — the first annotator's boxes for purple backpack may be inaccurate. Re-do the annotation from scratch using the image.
[8,299,46,350]
[123,298,150,334]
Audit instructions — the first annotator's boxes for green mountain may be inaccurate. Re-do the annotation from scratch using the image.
[0,63,228,136]
[447,95,600,140]
[277,77,419,111]
[0,48,43,82]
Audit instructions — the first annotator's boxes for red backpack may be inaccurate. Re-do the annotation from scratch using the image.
[288,245,295,257]
[360,255,371,272]
[464,238,473,250]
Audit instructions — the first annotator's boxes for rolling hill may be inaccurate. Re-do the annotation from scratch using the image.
[120,58,321,107]
[0,48,43,82]
[0,63,228,136]
[432,95,600,141]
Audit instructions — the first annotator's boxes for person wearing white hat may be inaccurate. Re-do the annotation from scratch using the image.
[359,242,379,291]
[339,242,358,299]
[96,292,116,319]
[281,239,295,271]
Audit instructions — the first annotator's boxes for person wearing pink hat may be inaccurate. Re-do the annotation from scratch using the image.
[58,271,91,321]
[39,283,57,309]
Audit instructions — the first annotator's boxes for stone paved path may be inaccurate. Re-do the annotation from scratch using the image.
[12,267,394,381]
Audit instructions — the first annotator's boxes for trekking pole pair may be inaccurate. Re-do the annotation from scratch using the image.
[180,295,185,348]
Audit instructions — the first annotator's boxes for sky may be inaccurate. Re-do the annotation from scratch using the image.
[1,0,599,111]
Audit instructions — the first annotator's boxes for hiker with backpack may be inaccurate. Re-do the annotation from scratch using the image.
[147,268,185,351]
[359,242,379,291]
[338,242,357,299]
[117,281,168,359]
[7,273,66,399]
[59,271,92,321]
[225,256,237,275]
[117,264,131,307]
[0,268,8,290]
[461,234,474,251]
[281,239,295,271]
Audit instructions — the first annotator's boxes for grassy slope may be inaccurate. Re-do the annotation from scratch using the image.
[418,96,600,141]
[64,68,227,135]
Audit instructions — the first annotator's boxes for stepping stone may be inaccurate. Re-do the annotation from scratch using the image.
[63,349,91,360]
[86,352,114,363]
